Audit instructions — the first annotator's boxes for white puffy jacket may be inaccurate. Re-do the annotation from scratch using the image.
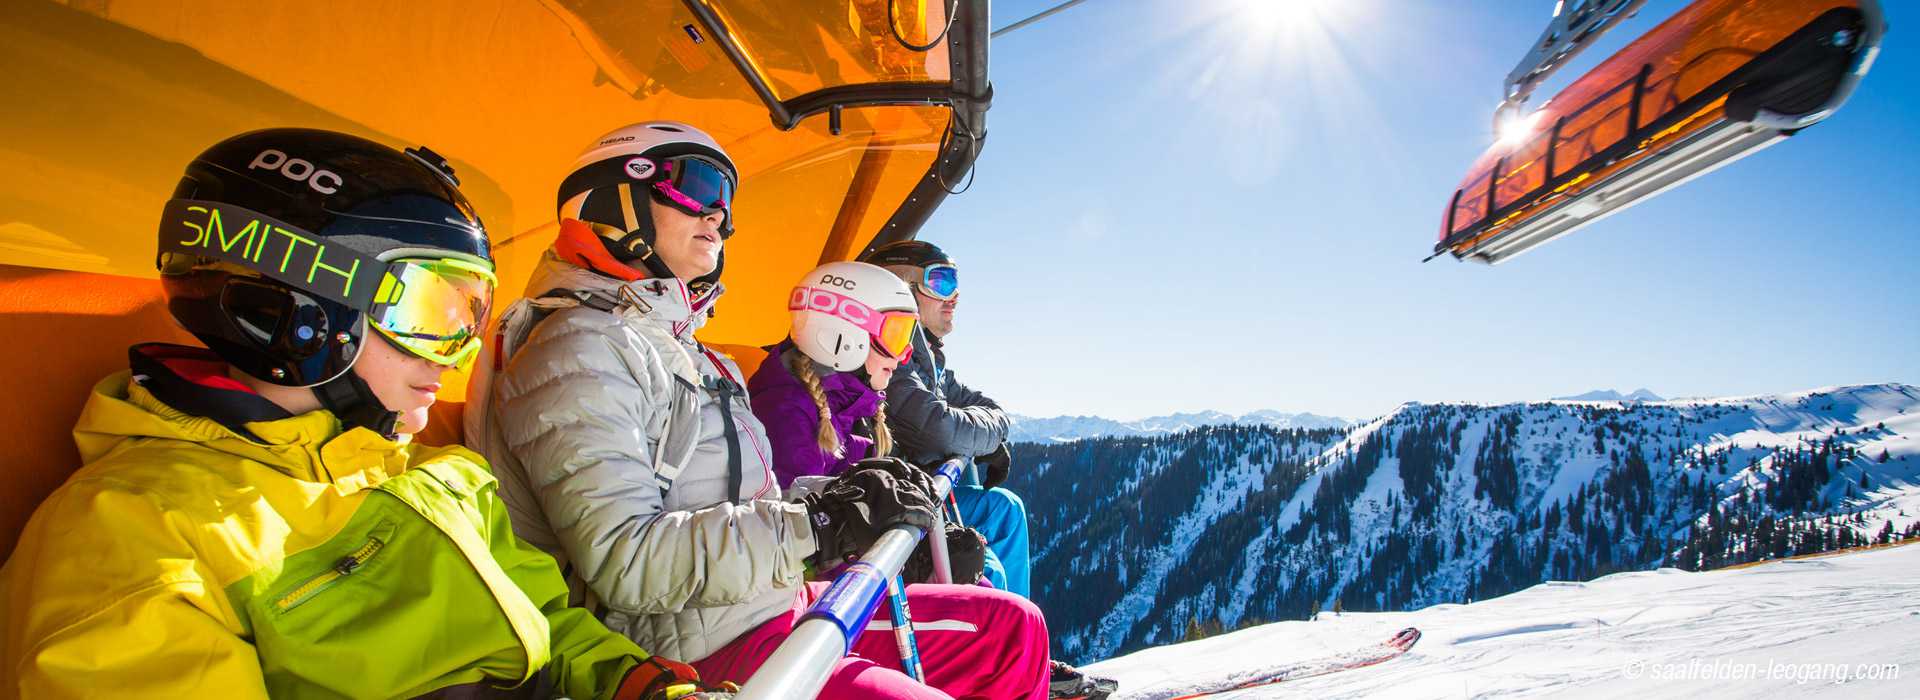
[466,251,814,662]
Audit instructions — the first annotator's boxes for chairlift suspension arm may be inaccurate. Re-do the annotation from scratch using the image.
[1503,0,1648,112]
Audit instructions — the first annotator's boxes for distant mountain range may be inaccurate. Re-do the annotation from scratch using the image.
[1008,410,1354,444]
[1010,383,1920,661]
[1551,388,1664,401]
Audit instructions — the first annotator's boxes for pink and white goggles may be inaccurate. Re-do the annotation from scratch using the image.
[790,286,918,360]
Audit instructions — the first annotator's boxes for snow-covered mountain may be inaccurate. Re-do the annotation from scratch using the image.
[1008,384,1920,662]
[1553,388,1666,401]
[1090,543,1920,698]
[1009,410,1353,444]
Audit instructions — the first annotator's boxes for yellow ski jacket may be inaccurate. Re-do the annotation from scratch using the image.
[1,355,655,698]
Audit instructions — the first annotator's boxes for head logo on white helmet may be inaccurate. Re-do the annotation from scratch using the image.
[789,261,918,372]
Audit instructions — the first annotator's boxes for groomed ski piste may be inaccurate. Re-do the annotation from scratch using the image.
[1086,542,1919,698]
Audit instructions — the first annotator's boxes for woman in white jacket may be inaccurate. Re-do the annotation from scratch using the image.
[471,122,1055,699]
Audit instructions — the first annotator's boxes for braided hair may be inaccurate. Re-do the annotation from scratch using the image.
[785,349,894,461]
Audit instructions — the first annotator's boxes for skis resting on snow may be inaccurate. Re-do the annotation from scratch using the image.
[1125,627,1423,700]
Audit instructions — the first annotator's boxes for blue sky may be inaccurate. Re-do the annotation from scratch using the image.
[915,0,1920,421]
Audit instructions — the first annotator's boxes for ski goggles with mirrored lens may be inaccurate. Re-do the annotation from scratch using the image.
[915,263,959,301]
[651,156,736,237]
[789,286,919,361]
[367,257,497,369]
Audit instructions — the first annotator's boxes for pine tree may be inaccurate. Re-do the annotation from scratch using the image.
[1183,615,1207,642]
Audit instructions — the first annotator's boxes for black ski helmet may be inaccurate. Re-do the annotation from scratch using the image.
[858,239,954,269]
[158,128,490,429]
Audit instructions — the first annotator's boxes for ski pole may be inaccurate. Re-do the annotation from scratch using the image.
[929,478,954,584]
[885,574,925,681]
[735,458,966,699]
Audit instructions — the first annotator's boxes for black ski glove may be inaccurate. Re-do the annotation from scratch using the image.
[978,442,1012,489]
[803,459,938,566]
[904,522,988,585]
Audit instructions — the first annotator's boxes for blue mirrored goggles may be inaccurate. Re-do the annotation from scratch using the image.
[650,156,736,238]
[916,263,958,301]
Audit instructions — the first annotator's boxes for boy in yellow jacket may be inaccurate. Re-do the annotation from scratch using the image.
[0,128,726,699]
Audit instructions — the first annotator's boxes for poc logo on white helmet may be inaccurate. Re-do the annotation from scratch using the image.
[248,149,344,195]
[817,273,857,290]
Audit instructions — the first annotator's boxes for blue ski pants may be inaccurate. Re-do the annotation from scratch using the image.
[950,482,1031,598]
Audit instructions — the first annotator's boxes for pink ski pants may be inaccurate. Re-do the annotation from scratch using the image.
[692,581,1050,699]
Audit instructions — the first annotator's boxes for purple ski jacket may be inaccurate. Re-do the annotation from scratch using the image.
[747,341,884,488]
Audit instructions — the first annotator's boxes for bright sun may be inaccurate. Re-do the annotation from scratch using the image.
[1240,0,1328,32]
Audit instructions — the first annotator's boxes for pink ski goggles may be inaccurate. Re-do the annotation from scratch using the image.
[650,155,735,237]
[789,286,918,361]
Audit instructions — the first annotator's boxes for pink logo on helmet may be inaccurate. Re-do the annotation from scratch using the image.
[624,157,656,179]
[790,287,875,328]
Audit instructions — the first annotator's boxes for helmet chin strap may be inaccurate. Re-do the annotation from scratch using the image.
[603,182,679,280]
[585,184,728,292]
[312,369,401,438]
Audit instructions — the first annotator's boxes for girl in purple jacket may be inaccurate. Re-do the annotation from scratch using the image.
[749,260,919,488]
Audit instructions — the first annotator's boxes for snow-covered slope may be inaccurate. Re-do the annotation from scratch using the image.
[1012,384,1920,662]
[1009,410,1353,444]
[1090,543,1920,699]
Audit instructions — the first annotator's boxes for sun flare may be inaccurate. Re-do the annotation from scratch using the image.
[1239,0,1330,32]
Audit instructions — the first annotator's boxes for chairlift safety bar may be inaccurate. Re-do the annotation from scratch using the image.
[734,458,968,699]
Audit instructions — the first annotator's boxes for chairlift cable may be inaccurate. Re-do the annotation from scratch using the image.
[991,0,1090,39]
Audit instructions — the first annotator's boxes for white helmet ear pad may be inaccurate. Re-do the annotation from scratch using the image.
[797,319,869,372]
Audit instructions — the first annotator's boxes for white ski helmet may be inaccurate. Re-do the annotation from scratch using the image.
[789,261,919,372]
[556,121,739,280]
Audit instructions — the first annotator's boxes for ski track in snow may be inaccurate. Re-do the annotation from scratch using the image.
[1089,543,1920,699]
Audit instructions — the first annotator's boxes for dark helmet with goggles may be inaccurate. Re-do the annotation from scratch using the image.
[158,128,496,434]
[858,239,958,301]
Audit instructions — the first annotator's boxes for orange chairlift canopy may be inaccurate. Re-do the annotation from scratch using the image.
[0,0,991,558]
[1434,0,1883,265]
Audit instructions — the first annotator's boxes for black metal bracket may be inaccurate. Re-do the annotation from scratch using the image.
[682,0,992,133]
[866,0,992,251]
[679,0,991,251]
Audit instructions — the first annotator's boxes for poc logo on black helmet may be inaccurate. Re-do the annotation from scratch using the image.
[248,149,344,195]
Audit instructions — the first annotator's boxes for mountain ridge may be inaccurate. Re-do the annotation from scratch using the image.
[1009,409,1353,444]
[1552,388,1665,401]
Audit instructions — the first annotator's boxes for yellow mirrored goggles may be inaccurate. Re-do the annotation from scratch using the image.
[366,257,496,369]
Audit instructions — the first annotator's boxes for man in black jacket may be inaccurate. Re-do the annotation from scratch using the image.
[860,240,1030,598]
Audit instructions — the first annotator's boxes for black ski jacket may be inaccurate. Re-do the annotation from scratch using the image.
[883,331,1010,467]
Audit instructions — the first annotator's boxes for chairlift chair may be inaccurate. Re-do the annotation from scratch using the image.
[1435,0,1885,265]
[0,0,990,559]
